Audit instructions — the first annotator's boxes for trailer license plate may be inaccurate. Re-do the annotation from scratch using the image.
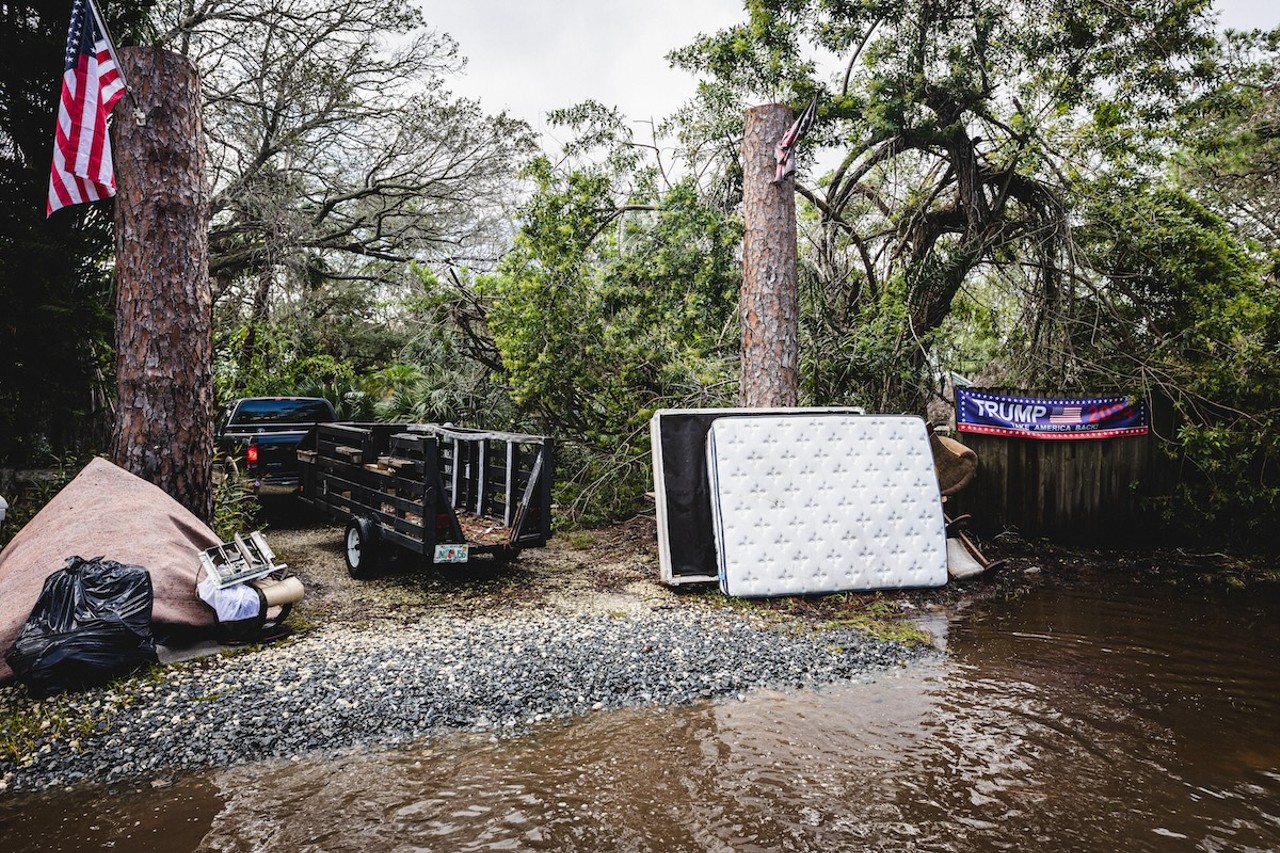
[434,543,469,563]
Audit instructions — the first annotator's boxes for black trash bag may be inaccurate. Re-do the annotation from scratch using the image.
[4,556,158,699]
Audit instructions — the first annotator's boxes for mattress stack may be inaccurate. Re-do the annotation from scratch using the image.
[651,409,948,597]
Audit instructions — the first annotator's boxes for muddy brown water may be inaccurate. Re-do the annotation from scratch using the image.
[1,565,1277,852]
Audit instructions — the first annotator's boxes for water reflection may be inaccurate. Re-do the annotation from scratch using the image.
[2,568,1278,852]
[0,776,221,852]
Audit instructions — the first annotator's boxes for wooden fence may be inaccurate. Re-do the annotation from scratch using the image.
[948,392,1178,544]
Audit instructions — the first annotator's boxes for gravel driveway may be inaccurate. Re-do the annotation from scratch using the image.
[0,498,936,793]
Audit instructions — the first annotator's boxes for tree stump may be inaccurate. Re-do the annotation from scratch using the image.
[110,47,213,522]
[739,103,799,408]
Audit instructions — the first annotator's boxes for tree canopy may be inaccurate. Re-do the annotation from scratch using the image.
[3,1,1278,545]
[152,0,535,390]
[671,0,1222,408]
[0,0,534,462]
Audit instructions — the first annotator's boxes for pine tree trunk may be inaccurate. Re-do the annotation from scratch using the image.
[739,104,799,408]
[110,47,213,522]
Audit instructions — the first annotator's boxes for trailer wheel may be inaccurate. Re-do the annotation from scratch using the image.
[344,516,380,579]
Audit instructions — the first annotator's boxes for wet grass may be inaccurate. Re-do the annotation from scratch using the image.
[819,612,934,646]
[703,590,936,646]
[0,679,131,766]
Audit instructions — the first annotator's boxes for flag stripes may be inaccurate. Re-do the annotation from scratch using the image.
[47,0,124,216]
[773,95,818,183]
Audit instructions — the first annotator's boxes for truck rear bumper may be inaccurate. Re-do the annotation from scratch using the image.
[251,474,302,492]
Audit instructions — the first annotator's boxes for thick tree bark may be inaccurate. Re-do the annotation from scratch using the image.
[739,104,799,408]
[110,47,213,522]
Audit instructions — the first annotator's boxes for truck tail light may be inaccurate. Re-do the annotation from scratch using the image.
[246,444,259,466]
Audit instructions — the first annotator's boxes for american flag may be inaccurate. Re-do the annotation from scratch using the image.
[47,0,126,216]
[1049,406,1083,424]
[774,95,818,183]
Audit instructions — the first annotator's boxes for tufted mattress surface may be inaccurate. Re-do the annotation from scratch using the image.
[705,415,947,597]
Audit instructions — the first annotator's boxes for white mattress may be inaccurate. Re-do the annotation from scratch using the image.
[705,414,947,597]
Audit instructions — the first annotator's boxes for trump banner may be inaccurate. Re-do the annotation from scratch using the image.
[955,388,1149,441]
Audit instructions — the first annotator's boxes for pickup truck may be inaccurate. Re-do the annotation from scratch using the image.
[216,396,338,487]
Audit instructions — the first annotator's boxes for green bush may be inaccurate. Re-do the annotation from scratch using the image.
[0,455,85,549]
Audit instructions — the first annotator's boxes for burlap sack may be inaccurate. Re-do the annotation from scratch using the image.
[930,433,978,496]
[0,457,219,682]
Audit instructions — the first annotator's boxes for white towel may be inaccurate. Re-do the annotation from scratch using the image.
[197,575,262,622]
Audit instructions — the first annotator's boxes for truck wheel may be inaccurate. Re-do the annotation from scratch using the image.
[344,516,380,579]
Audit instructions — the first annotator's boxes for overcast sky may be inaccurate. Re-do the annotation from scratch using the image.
[418,0,1279,139]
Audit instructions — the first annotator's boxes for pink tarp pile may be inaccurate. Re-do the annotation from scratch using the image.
[0,457,219,682]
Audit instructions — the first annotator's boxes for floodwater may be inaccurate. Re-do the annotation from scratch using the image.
[2,565,1278,852]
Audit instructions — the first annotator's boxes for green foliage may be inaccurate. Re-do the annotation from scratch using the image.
[1174,27,1280,246]
[550,443,656,528]
[1151,29,1280,547]
[798,266,917,412]
[368,272,517,427]
[480,106,741,521]
[213,263,519,430]
[1075,182,1280,546]
[210,456,261,541]
[489,172,740,444]
[0,455,86,549]
[340,359,510,427]
[214,324,356,409]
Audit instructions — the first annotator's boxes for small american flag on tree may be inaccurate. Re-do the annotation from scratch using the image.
[774,95,818,183]
[47,0,126,216]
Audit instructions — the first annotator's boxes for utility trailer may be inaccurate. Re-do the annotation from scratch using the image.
[296,423,554,577]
